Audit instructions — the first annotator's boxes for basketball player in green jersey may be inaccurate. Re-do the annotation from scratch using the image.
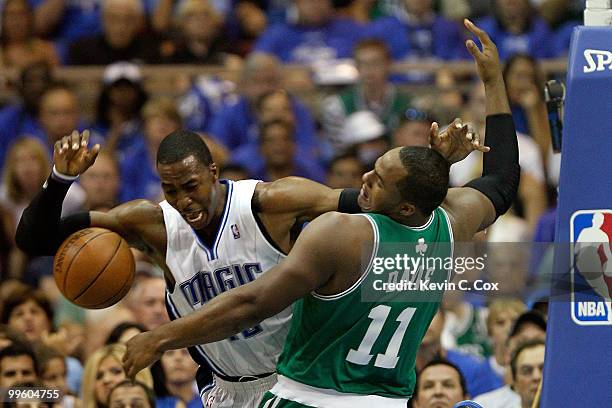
[124,19,519,406]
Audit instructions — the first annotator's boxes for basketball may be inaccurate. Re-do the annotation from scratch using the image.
[53,228,135,309]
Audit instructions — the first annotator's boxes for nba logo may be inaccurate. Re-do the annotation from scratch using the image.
[231,224,240,239]
[570,209,612,325]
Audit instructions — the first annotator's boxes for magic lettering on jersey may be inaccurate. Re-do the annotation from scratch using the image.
[179,263,263,306]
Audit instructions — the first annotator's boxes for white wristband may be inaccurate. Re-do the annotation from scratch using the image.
[52,165,79,182]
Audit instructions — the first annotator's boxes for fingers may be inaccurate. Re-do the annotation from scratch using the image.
[464,19,491,46]
[81,129,90,148]
[465,39,482,59]
[86,144,101,166]
[70,130,80,151]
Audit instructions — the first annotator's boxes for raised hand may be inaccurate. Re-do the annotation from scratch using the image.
[464,19,502,85]
[53,130,100,176]
[430,118,489,164]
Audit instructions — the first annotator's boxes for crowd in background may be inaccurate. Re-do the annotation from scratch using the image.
[0,0,573,406]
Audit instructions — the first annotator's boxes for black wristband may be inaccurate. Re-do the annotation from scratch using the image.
[338,188,361,214]
[464,113,520,218]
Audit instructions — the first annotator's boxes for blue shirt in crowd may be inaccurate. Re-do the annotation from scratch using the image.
[475,16,557,60]
[368,15,469,60]
[254,17,365,64]
[0,104,43,169]
[208,95,319,159]
[447,348,502,398]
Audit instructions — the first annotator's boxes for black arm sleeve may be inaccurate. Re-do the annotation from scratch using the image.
[338,188,361,214]
[464,113,521,219]
[15,175,91,256]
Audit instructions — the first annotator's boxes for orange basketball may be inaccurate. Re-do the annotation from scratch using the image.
[53,228,135,309]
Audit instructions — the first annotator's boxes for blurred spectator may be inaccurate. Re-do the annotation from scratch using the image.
[485,299,526,385]
[338,111,389,169]
[94,62,148,161]
[503,54,551,159]
[105,322,146,345]
[510,340,545,408]
[474,311,546,408]
[81,343,153,408]
[321,39,412,150]
[369,0,469,61]
[119,97,181,203]
[553,19,579,56]
[225,0,268,57]
[34,343,80,407]
[0,324,29,350]
[0,286,53,343]
[412,359,469,408]
[0,342,38,387]
[485,244,530,298]
[417,310,499,398]
[441,289,491,359]
[326,152,364,189]
[253,0,364,64]
[476,0,556,60]
[208,53,318,159]
[0,285,83,393]
[391,108,433,147]
[79,150,121,212]
[127,276,169,331]
[219,163,250,181]
[159,349,199,407]
[68,0,160,65]
[178,75,238,133]
[252,119,325,182]
[32,0,103,55]
[37,82,97,149]
[0,0,59,69]
[160,0,239,65]
[0,62,52,170]
[231,88,318,175]
[452,81,547,234]
[108,379,156,408]
[0,137,85,235]
[336,0,379,23]
[5,380,55,408]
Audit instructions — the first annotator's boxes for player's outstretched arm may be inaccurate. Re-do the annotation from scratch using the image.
[123,211,365,377]
[442,20,520,239]
[16,131,162,256]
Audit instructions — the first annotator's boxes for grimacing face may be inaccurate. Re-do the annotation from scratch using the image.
[158,156,220,231]
[358,148,408,214]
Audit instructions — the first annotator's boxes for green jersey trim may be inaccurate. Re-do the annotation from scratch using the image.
[269,375,410,408]
[311,214,379,301]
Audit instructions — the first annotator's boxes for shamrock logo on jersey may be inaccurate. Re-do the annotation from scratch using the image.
[416,237,427,255]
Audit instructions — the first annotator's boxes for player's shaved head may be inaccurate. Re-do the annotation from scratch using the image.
[397,146,450,215]
[157,130,213,167]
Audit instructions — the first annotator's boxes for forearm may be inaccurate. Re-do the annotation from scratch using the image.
[34,0,66,36]
[154,286,268,352]
[15,171,90,255]
[465,114,520,218]
[484,76,511,116]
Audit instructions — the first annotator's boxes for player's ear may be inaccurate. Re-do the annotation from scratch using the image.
[208,162,219,181]
[399,202,416,218]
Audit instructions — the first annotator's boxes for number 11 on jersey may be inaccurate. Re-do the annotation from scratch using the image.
[346,305,416,369]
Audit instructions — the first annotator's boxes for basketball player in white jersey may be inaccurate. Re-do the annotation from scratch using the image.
[16,123,480,407]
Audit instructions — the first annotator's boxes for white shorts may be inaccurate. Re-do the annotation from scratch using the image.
[202,373,278,408]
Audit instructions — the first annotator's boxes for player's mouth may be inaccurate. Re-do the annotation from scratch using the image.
[182,210,205,227]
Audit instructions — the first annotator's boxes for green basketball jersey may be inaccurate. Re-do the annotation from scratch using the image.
[276,209,453,398]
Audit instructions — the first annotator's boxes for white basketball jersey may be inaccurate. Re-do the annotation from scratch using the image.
[160,179,291,377]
